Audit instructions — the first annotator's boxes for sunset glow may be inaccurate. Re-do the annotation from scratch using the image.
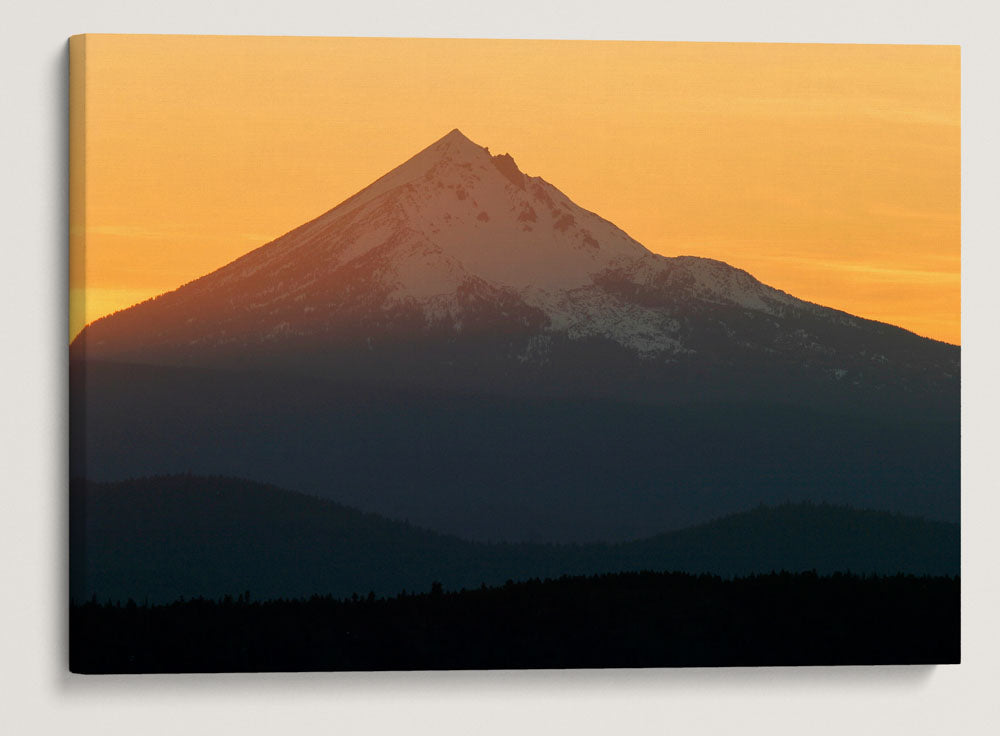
[70,35,959,343]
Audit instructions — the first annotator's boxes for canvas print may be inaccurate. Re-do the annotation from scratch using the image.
[68,36,960,672]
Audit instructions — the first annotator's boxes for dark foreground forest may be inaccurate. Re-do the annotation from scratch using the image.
[70,570,959,672]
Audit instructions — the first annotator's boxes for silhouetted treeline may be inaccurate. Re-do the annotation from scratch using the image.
[70,570,959,672]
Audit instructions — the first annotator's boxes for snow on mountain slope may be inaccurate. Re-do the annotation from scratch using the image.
[76,128,836,362]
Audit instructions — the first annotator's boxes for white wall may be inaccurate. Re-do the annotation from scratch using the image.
[2,2,997,734]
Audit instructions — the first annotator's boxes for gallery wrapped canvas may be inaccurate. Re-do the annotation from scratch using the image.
[68,35,960,672]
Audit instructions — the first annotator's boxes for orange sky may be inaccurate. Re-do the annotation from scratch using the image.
[70,35,960,344]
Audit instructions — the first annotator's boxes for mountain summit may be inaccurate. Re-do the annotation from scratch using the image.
[73,129,956,409]
[75,128,801,360]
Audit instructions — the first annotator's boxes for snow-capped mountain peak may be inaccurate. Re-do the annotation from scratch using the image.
[73,129,956,399]
[301,127,653,296]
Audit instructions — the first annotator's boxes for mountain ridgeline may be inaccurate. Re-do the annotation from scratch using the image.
[71,476,959,605]
[70,129,959,544]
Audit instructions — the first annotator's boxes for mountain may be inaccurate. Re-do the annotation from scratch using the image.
[69,130,960,542]
[71,476,960,604]
[72,129,957,411]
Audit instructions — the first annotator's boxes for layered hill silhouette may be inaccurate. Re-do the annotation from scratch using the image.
[71,476,960,604]
[70,129,960,542]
